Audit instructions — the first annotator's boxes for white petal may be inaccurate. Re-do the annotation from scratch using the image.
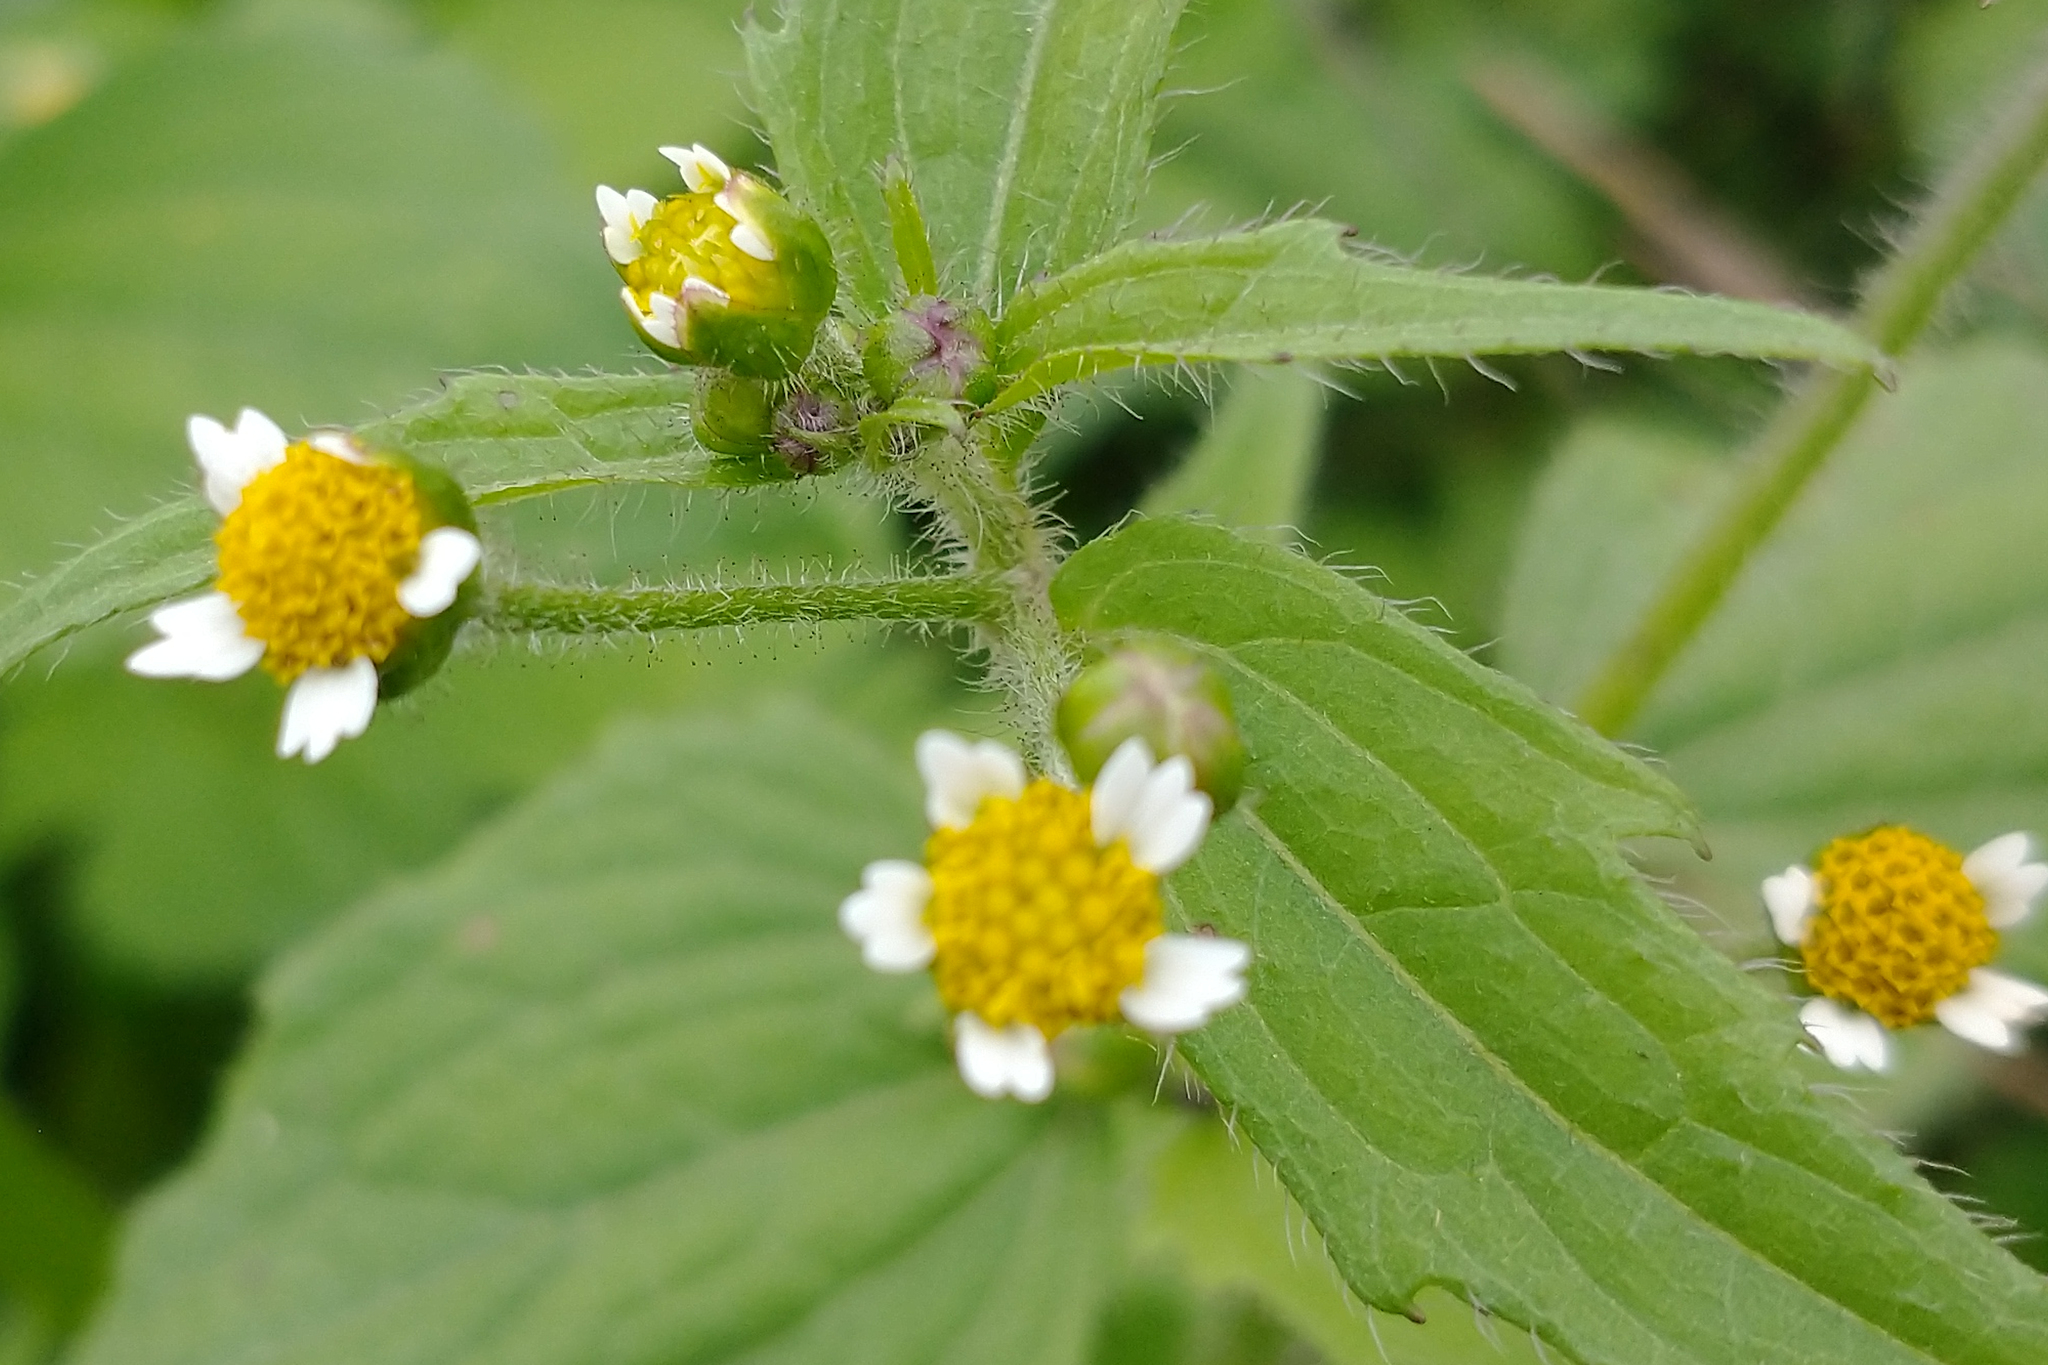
[1938,967,2048,1059]
[1761,865,1817,946]
[189,407,287,513]
[305,430,366,463]
[1965,833,2048,928]
[397,527,482,618]
[621,288,680,349]
[624,188,658,225]
[1120,933,1251,1034]
[124,592,264,681]
[660,142,730,192]
[680,275,730,308]
[275,657,378,764]
[1089,737,1154,847]
[952,1014,1054,1103]
[596,184,643,264]
[839,860,935,972]
[728,220,775,261]
[1799,997,1890,1072]
[916,730,1027,829]
[1127,760,1212,874]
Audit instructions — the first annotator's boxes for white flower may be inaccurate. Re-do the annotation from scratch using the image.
[125,408,482,764]
[595,185,658,266]
[1765,828,2048,1069]
[842,731,1247,1103]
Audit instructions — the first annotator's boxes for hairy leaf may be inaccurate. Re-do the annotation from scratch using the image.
[1054,517,2048,1365]
[0,372,767,679]
[72,704,1120,1365]
[1140,366,1326,539]
[993,221,1881,410]
[745,0,1185,315]
[1503,339,2048,968]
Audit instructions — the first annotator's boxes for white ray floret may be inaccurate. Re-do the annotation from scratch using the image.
[398,527,483,618]
[659,143,730,192]
[1121,934,1252,1034]
[1935,969,2048,1054]
[840,860,936,971]
[953,1014,1054,1102]
[1089,738,1212,873]
[1963,832,2048,929]
[277,657,379,764]
[1799,998,1890,1072]
[1762,864,1817,946]
[188,407,287,514]
[729,220,776,262]
[916,729,1027,829]
[595,185,658,265]
[620,287,683,349]
[125,592,264,681]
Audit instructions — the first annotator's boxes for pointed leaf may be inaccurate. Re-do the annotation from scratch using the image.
[72,703,1120,1365]
[993,221,1881,410]
[745,0,1186,315]
[0,372,771,678]
[1053,517,2048,1365]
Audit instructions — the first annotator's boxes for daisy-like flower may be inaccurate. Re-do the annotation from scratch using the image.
[841,731,1250,1102]
[1764,825,2048,1071]
[595,144,836,379]
[126,408,482,763]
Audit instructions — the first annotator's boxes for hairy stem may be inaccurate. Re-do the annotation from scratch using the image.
[484,574,1008,636]
[1574,45,2048,735]
[908,430,1076,771]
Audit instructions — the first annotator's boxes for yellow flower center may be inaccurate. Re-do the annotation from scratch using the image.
[925,779,1162,1035]
[215,443,423,683]
[1801,825,1997,1029]
[619,193,782,311]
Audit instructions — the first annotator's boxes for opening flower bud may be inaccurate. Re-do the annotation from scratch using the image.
[863,297,998,407]
[1057,641,1246,813]
[596,144,837,379]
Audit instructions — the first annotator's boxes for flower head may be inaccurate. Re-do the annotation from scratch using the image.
[1764,825,2048,1070]
[126,408,481,763]
[841,731,1249,1102]
[595,144,836,379]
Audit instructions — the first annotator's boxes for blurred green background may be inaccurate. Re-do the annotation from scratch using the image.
[5,0,2048,1361]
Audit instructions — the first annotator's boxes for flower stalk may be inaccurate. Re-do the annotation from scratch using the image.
[1574,42,2048,736]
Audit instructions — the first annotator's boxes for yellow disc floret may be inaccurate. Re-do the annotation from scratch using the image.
[215,442,422,683]
[619,194,783,312]
[925,779,1162,1035]
[1802,825,1998,1029]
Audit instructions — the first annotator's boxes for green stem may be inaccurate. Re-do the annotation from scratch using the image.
[1574,45,2048,736]
[484,573,1009,636]
[907,432,1076,771]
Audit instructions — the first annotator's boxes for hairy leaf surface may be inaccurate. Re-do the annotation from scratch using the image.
[0,372,762,679]
[745,0,1185,315]
[993,221,1880,409]
[1054,517,2048,1365]
[72,705,1119,1365]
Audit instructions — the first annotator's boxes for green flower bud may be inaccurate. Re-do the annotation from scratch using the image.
[692,370,777,457]
[862,297,998,408]
[597,144,837,380]
[1057,641,1246,813]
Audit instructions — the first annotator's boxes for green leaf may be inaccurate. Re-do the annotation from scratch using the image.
[1503,338,2048,964]
[991,221,1882,410]
[0,372,777,680]
[72,703,1122,1365]
[1139,367,1325,539]
[744,0,1185,316]
[1053,516,2048,1365]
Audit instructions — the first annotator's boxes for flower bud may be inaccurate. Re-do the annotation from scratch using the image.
[692,370,776,457]
[862,297,998,408]
[597,144,837,380]
[771,389,856,475]
[1057,641,1246,813]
